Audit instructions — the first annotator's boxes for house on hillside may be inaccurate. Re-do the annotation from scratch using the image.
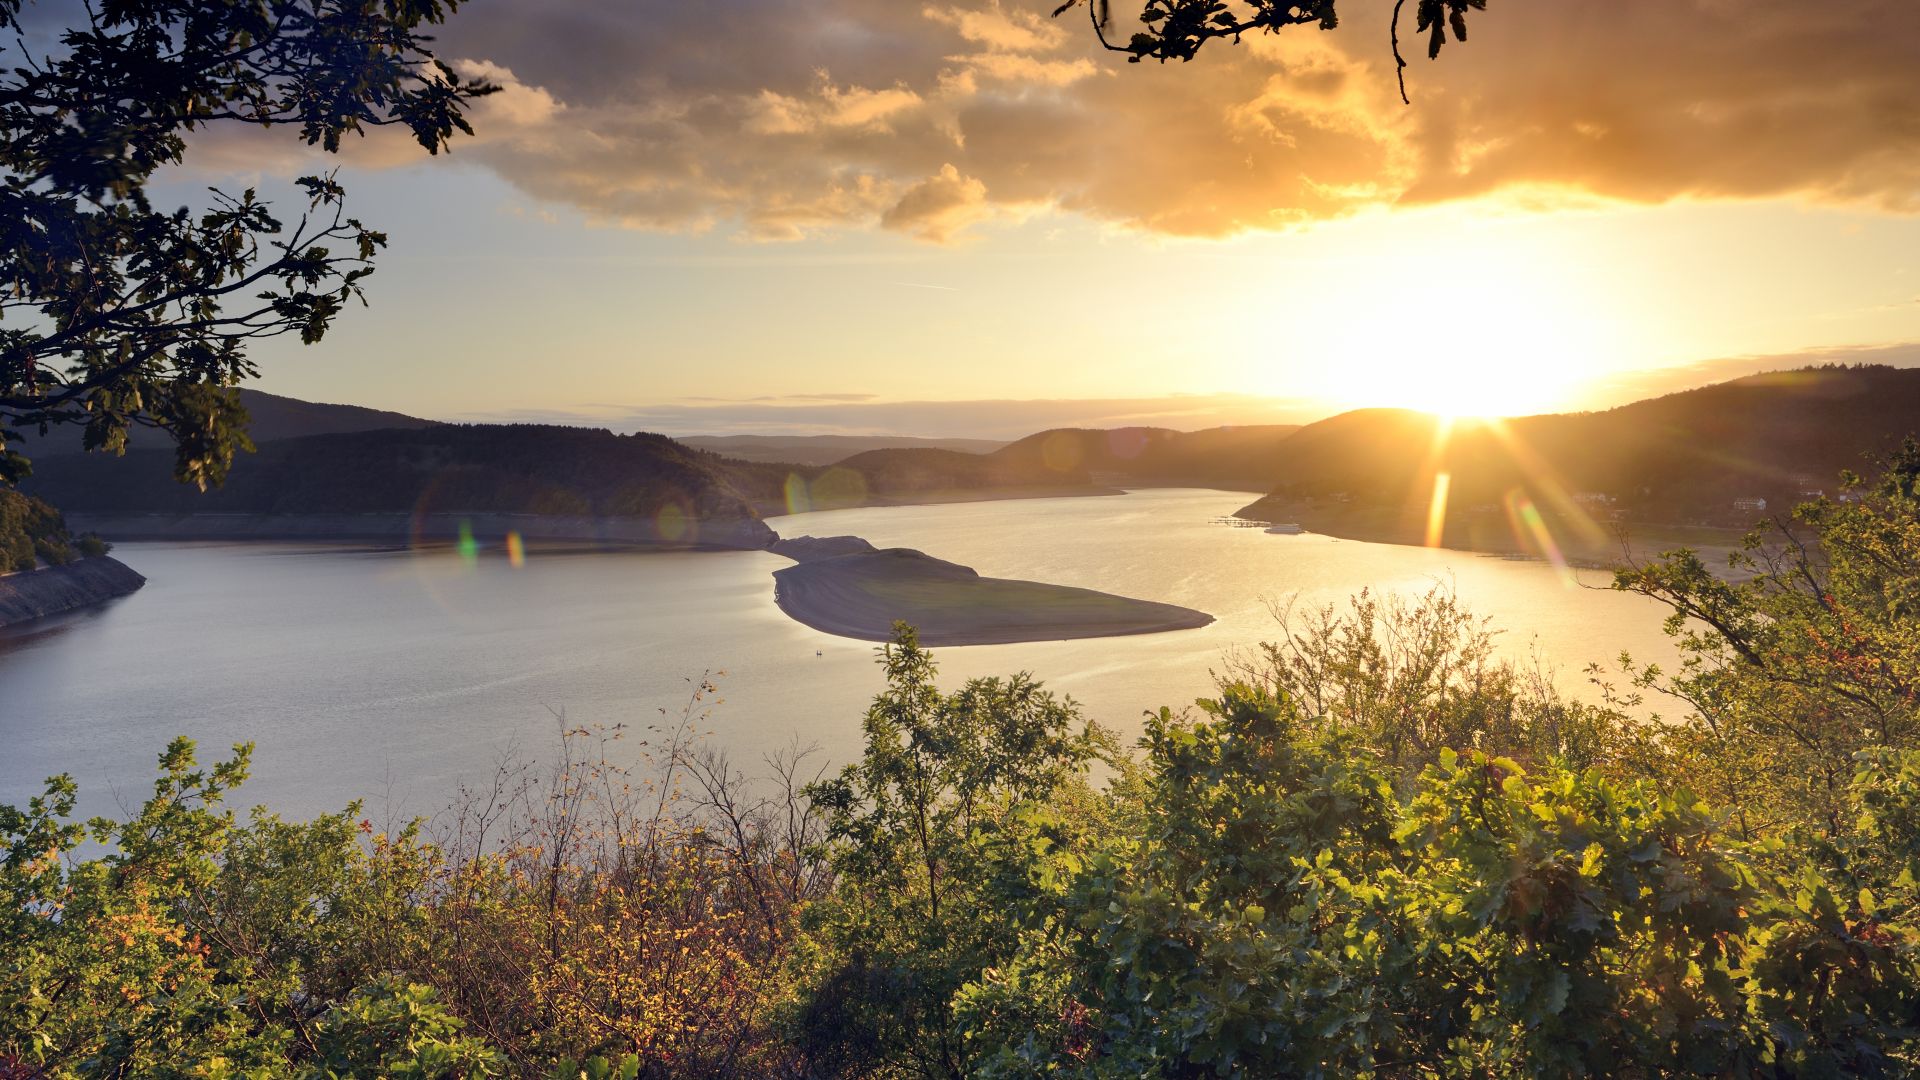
[1792,475,1827,499]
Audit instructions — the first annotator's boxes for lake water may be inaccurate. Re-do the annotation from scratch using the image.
[0,490,1678,821]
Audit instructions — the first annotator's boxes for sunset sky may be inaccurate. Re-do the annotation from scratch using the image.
[147,0,1920,435]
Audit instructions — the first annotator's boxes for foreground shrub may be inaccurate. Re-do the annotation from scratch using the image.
[0,710,826,1078]
[953,684,1920,1077]
[1616,437,1920,840]
[0,740,497,1077]
[784,626,1114,1077]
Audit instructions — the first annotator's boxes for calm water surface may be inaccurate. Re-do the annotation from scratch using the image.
[0,490,1677,819]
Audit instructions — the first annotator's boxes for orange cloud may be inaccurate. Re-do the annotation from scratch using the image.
[882,163,995,241]
[200,0,1920,242]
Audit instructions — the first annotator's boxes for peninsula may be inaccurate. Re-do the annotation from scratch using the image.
[769,534,1213,646]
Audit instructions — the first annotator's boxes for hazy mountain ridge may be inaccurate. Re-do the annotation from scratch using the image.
[827,446,1102,497]
[22,366,1916,543]
[989,424,1306,491]
[680,433,1007,466]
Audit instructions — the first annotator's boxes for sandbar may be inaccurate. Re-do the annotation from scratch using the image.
[770,540,1213,646]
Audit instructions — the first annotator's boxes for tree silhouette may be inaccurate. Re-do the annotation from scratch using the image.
[1056,0,1489,102]
[0,0,493,489]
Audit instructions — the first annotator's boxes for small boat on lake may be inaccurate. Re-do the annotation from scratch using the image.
[1265,523,1304,535]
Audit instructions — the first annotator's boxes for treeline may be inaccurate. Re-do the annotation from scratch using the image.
[21,423,1102,524]
[23,425,794,522]
[0,489,107,572]
[4,442,1918,1078]
[988,424,1303,492]
[826,446,1100,500]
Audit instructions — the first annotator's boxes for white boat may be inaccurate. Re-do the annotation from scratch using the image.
[1265,523,1304,535]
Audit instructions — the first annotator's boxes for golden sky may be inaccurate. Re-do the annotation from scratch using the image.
[198,0,1920,433]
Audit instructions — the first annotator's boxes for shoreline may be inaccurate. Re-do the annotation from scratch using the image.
[0,556,146,628]
[1232,495,1752,574]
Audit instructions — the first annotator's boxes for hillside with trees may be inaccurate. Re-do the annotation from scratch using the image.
[824,446,1111,502]
[681,434,1008,466]
[21,422,1106,529]
[23,425,790,522]
[988,423,1304,491]
[0,490,108,573]
[13,390,438,462]
[1244,365,1920,518]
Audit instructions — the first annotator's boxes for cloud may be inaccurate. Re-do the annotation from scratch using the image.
[189,0,1920,241]
[746,76,923,135]
[922,3,1067,52]
[881,164,995,240]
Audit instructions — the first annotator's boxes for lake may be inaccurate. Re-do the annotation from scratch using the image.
[0,489,1678,820]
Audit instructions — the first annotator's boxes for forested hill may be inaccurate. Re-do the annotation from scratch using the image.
[27,366,1912,536]
[824,446,1109,499]
[15,388,437,459]
[20,421,1107,527]
[1238,365,1920,525]
[988,423,1304,491]
[23,425,790,522]
[680,433,1007,465]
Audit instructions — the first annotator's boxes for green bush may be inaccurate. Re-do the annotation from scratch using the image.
[951,684,1920,1075]
[0,489,75,572]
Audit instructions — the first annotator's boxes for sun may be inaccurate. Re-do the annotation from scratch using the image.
[1308,287,1603,419]
[1260,218,1624,420]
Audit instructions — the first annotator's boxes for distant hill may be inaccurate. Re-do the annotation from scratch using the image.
[990,424,1304,491]
[679,434,1007,466]
[21,410,1107,537]
[36,367,1911,551]
[829,447,1092,495]
[25,424,788,527]
[1237,365,1920,532]
[16,388,437,459]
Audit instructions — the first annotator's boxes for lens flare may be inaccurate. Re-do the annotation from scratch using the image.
[1504,489,1575,587]
[456,520,478,565]
[1041,430,1084,472]
[1477,419,1608,548]
[809,467,869,510]
[655,503,690,543]
[1424,471,1452,548]
[783,472,812,514]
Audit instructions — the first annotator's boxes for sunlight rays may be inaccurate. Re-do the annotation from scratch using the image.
[1424,471,1453,548]
[1406,414,1607,582]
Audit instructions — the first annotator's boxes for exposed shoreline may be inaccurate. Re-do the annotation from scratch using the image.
[0,556,146,628]
[770,536,1213,647]
[1232,495,1751,574]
